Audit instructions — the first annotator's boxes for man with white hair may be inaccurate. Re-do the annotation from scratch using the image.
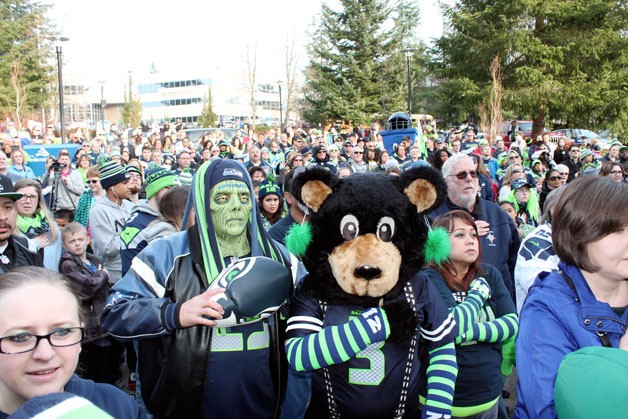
[430,153,520,300]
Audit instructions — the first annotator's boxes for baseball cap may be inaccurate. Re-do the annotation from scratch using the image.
[0,175,23,201]
[511,178,533,190]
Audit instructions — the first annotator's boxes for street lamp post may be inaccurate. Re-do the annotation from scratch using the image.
[402,48,415,116]
[276,80,283,129]
[49,37,69,142]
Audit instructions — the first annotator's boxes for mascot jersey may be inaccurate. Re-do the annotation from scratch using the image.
[286,273,456,418]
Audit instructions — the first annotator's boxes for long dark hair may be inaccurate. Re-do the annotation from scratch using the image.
[429,210,483,291]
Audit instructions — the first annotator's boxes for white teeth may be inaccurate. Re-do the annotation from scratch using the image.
[31,369,54,375]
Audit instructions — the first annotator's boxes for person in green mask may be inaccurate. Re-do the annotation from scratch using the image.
[102,159,306,419]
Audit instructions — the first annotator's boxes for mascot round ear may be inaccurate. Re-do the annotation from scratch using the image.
[291,167,337,213]
[399,167,447,213]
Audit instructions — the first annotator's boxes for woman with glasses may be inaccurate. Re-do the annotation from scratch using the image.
[539,168,563,212]
[599,161,625,183]
[14,179,62,272]
[0,267,138,417]
[423,210,517,419]
[497,164,527,202]
[73,166,104,229]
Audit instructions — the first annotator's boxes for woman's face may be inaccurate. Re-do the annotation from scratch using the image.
[547,171,562,189]
[15,186,38,217]
[291,155,304,167]
[514,186,530,203]
[87,177,101,194]
[440,151,449,163]
[510,165,526,181]
[586,227,628,281]
[380,152,389,164]
[12,152,23,165]
[397,146,406,156]
[262,194,280,215]
[0,283,81,410]
[607,166,624,182]
[79,157,90,169]
[449,218,479,267]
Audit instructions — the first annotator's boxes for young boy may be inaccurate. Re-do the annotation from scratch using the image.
[58,222,118,384]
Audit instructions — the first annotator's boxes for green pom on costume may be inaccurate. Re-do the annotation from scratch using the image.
[424,227,451,265]
[286,222,312,257]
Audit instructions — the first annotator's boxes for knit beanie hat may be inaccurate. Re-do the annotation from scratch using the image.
[145,168,181,200]
[579,148,593,161]
[98,161,128,190]
[126,165,142,179]
[178,169,194,187]
[258,180,282,201]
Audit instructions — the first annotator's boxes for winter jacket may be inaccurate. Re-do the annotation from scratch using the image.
[515,262,628,419]
[0,235,43,275]
[59,251,110,345]
[119,199,160,276]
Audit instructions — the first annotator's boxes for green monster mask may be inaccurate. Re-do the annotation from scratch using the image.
[210,179,253,257]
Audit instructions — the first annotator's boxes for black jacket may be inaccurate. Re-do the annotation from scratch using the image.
[0,236,43,275]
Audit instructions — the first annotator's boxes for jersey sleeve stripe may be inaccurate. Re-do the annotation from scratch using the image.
[421,313,455,336]
[286,323,322,333]
[287,315,323,326]
[131,257,166,297]
[421,316,456,342]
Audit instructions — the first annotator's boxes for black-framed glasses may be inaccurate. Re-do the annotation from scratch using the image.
[449,170,479,180]
[87,179,100,184]
[0,327,84,355]
[610,170,623,175]
[549,176,561,181]
[353,151,363,154]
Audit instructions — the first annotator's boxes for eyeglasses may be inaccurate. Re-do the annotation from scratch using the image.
[509,155,521,159]
[549,176,561,181]
[292,158,303,162]
[345,144,354,147]
[353,151,363,154]
[0,327,84,355]
[449,170,479,180]
[317,150,327,154]
[19,194,38,201]
[512,169,524,174]
[610,170,623,175]
[128,174,142,180]
[87,179,100,184]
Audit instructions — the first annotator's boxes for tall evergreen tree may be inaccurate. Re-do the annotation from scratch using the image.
[198,86,217,127]
[302,0,422,126]
[431,0,627,135]
[0,0,55,128]
[120,75,142,128]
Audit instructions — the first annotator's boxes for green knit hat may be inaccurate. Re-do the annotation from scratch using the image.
[144,168,180,199]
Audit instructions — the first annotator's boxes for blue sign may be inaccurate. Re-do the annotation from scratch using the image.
[23,144,80,177]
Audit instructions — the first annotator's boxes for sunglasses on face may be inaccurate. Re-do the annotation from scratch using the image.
[512,169,524,174]
[449,170,479,179]
[353,151,363,155]
[87,179,99,184]
[549,176,561,181]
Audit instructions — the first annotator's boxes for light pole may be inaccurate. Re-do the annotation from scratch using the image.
[402,48,416,116]
[276,80,283,129]
[99,81,106,134]
[49,36,69,142]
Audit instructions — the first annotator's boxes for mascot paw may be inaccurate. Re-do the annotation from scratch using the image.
[383,299,418,344]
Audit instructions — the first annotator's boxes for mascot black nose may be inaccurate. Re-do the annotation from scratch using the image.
[354,265,382,281]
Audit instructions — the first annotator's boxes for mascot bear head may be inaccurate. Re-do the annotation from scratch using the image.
[287,167,448,313]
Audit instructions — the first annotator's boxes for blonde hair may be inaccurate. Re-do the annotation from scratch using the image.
[13,179,58,243]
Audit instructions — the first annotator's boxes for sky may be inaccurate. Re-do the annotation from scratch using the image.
[48,0,446,100]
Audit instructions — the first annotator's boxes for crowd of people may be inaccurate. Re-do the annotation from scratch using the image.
[0,117,626,418]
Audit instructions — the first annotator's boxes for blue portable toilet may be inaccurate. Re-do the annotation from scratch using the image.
[380,112,418,155]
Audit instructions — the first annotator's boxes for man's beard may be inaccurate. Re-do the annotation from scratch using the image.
[129,185,141,194]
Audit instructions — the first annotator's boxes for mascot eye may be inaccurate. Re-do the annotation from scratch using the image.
[376,217,395,242]
[340,214,360,241]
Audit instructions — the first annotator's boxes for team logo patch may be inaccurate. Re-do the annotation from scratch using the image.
[222,168,243,178]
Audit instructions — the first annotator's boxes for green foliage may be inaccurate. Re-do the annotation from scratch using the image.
[302,0,425,125]
[0,0,55,126]
[431,0,627,134]
[120,76,142,128]
[198,86,217,127]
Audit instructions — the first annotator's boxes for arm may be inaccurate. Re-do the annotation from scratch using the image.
[65,171,85,196]
[423,341,458,419]
[285,307,390,372]
[449,278,491,336]
[516,298,574,419]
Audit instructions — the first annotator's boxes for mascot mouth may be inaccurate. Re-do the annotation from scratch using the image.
[329,234,401,298]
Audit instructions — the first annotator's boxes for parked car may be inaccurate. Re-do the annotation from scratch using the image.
[554,128,601,142]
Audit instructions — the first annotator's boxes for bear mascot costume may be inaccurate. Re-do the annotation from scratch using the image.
[284,166,459,419]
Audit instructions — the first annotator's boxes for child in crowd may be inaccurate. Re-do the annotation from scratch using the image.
[58,222,118,385]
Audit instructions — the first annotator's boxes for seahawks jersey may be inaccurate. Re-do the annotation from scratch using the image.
[286,273,456,418]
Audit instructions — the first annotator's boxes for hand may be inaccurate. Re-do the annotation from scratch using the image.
[475,220,490,237]
[469,277,492,300]
[179,288,225,328]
